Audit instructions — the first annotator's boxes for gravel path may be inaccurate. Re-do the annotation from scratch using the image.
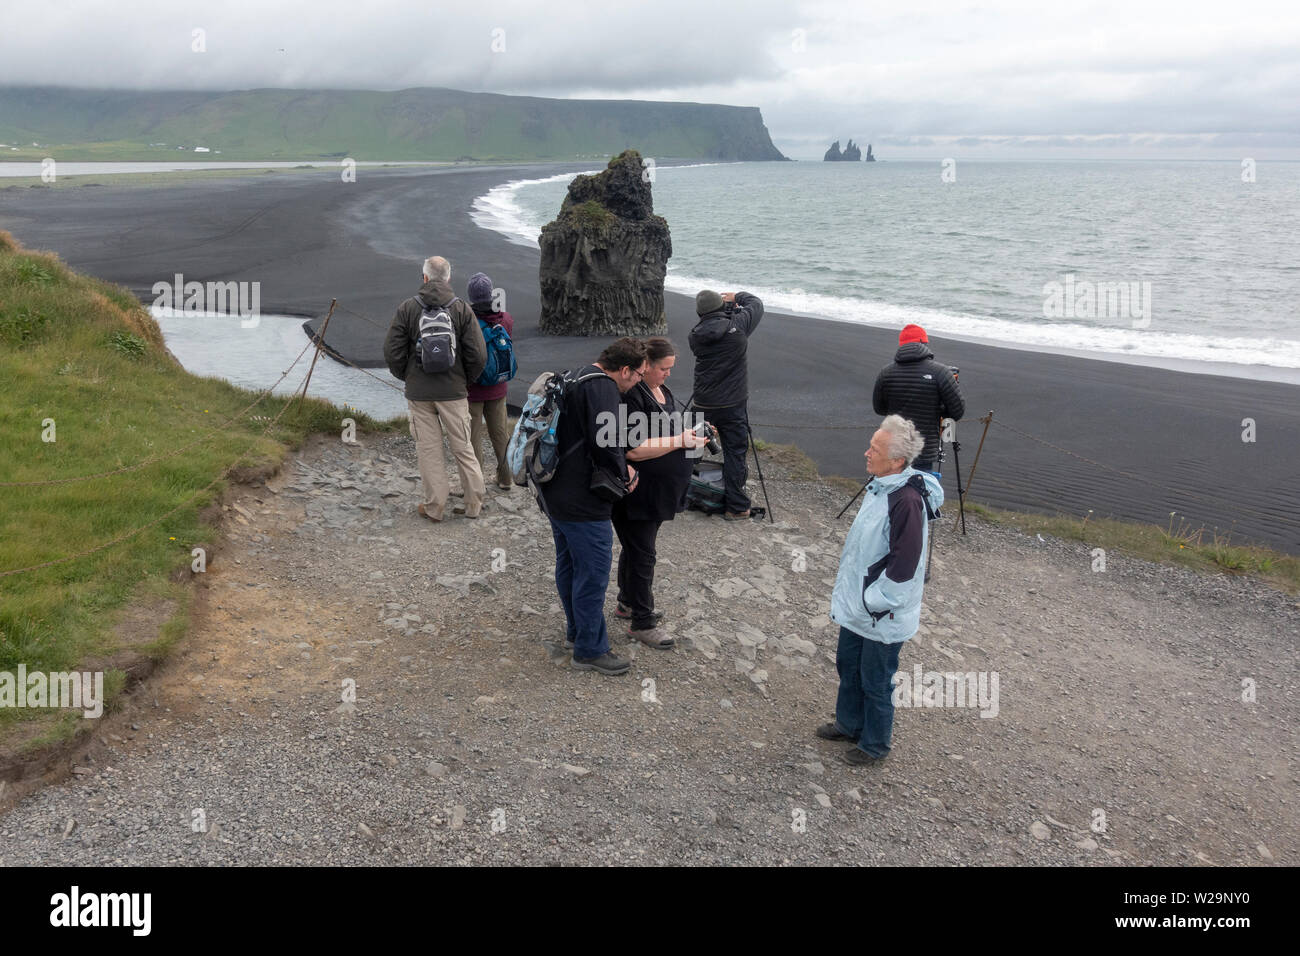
[2,433,1294,865]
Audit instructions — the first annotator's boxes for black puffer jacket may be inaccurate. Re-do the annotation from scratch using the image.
[688,292,763,409]
[871,342,965,466]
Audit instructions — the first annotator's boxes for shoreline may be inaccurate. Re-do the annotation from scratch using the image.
[470,165,1300,387]
[1,162,1296,551]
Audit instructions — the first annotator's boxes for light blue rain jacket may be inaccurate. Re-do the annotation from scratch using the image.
[830,468,944,644]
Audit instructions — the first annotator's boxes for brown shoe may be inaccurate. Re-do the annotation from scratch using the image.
[417,503,443,523]
[628,625,674,649]
[815,722,853,741]
[723,509,752,521]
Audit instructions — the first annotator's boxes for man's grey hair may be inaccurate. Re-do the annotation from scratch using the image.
[422,256,450,282]
[879,414,925,464]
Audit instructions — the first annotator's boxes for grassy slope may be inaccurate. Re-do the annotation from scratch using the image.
[0,232,397,744]
[0,87,786,162]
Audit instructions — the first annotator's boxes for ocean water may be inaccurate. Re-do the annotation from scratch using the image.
[151,308,409,421]
[472,160,1300,372]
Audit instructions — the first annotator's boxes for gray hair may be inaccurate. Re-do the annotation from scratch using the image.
[879,414,925,464]
[422,256,450,282]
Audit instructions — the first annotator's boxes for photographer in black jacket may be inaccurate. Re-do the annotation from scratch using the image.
[872,324,965,474]
[688,289,764,519]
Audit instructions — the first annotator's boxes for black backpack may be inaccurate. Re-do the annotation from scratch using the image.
[907,474,941,520]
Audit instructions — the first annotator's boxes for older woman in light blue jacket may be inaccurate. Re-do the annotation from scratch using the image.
[818,415,943,765]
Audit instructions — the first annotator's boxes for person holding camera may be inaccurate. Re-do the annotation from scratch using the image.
[688,289,764,519]
[613,337,711,649]
[871,324,965,474]
[538,338,648,676]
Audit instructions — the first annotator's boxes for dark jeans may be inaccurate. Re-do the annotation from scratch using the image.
[834,625,903,758]
[611,508,662,628]
[703,402,750,513]
[549,518,613,659]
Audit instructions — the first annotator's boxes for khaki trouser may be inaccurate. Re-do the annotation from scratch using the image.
[407,399,485,518]
[469,397,512,487]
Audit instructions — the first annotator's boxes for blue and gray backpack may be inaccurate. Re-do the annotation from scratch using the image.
[507,369,606,490]
[475,319,518,387]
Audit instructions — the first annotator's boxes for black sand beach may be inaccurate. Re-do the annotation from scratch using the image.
[3,164,1297,551]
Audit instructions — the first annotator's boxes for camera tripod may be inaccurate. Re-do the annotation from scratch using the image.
[681,392,773,522]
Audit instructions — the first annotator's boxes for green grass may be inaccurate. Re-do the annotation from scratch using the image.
[0,232,401,737]
[568,199,616,229]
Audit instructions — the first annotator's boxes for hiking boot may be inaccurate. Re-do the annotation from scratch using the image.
[815,722,854,741]
[842,747,884,766]
[417,503,443,523]
[572,652,630,675]
[723,509,752,521]
[453,502,485,518]
[628,625,674,649]
[497,477,514,490]
[615,603,663,623]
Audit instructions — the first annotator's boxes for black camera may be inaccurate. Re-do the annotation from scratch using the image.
[694,420,722,455]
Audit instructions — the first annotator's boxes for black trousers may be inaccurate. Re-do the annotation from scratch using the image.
[611,508,663,629]
[702,402,751,514]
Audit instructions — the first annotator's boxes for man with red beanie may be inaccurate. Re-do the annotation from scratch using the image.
[871,324,965,474]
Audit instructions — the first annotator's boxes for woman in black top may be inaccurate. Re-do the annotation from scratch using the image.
[613,338,710,648]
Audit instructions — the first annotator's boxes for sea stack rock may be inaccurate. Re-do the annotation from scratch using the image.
[824,139,861,161]
[538,149,672,336]
[865,143,875,162]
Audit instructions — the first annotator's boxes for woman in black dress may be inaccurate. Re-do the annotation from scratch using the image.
[613,337,710,648]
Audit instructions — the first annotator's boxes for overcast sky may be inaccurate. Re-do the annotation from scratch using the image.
[4,0,1298,158]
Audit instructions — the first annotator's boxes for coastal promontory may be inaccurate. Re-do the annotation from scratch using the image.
[0,86,789,162]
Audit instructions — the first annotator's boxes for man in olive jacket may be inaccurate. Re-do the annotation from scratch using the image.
[384,256,488,521]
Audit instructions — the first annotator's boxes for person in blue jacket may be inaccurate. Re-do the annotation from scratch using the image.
[817,414,944,765]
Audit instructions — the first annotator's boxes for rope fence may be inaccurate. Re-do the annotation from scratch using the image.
[7,296,1286,577]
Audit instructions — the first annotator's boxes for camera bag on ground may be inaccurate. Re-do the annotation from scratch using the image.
[506,368,607,490]
[475,319,517,387]
[413,296,460,374]
[684,460,728,515]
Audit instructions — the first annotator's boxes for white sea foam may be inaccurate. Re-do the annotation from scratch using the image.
[661,271,1300,372]
[469,162,733,249]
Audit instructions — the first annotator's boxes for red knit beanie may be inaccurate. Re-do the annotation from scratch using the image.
[899,324,928,345]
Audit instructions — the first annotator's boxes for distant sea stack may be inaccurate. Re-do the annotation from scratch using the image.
[825,139,858,161]
[824,140,874,161]
[538,150,671,336]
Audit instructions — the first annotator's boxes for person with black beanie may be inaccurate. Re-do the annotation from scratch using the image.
[688,289,764,519]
